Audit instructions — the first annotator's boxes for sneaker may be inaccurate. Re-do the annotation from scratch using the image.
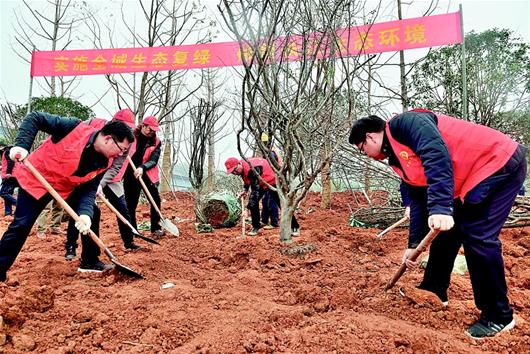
[292,228,300,237]
[152,230,165,238]
[248,228,259,236]
[65,245,76,260]
[466,318,515,339]
[263,224,278,230]
[36,231,47,239]
[125,242,143,251]
[77,260,115,273]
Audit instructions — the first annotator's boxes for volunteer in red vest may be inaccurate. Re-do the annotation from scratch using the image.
[348,109,526,339]
[0,111,134,282]
[123,115,164,237]
[0,144,19,218]
[64,109,141,261]
[225,157,300,236]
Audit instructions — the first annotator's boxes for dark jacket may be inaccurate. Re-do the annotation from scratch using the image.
[15,111,109,217]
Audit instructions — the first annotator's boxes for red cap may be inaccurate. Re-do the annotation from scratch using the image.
[113,109,135,128]
[143,116,160,132]
[225,157,239,174]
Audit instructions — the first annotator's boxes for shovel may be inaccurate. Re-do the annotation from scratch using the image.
[126,156,180,237]
[23,159,143,279]
[376,216,408,239]
[241,196,246,237]
[384,228,440,291]
[97,193,160,245]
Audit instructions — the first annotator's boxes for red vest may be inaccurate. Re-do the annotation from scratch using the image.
[118,138,161,183]
[88,117,107,129]
[241,157,276,188]
[1,152,8,179]
[14,123,113,200]
[386,111,518,200]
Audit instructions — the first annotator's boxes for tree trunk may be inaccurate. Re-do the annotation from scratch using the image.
[160,123,172,193]
[278,196,296,244]
[320,145,331,209]
[206,69,215,191]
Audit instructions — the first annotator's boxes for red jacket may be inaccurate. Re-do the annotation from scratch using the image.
[121,138,161,183]
[14,123,113,199]
[386,111,518,201]
[241,157,276,188]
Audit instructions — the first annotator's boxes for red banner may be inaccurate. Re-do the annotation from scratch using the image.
[30,12,461,77]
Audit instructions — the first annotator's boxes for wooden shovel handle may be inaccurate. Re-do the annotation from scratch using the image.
[126,155,164,218]
[241,197,245,237]
[23,159,115,259]
[376,216,408,239]
[98,192,134,230]
[384,228,441,291]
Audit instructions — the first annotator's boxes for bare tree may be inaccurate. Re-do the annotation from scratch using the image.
[85,0,209,192]
[219,0,373,242]
[12,0,89,97]
[187,98,225,194]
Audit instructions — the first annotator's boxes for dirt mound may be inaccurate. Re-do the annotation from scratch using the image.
[0,191,529,352]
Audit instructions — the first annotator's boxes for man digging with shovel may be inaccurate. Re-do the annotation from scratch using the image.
[349,109,526,339]
[64,109,144,261]
[0,111,134,281]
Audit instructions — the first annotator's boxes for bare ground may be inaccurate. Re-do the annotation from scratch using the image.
[0,191,529,353]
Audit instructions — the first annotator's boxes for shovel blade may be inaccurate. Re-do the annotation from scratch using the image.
[160,218,180,237]
[111,259,144,279]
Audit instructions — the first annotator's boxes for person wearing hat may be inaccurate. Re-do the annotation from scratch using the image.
[225,156,300,236]
[123,115,164,237]
[64,109,142,260]
[0,111,134,281]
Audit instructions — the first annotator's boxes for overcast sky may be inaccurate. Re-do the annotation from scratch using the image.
[0,0,529,164]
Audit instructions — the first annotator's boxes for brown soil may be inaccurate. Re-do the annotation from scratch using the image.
[0,191,529,353]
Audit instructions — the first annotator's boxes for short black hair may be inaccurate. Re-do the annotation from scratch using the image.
[101,120,134,143]
[348,115,386,145]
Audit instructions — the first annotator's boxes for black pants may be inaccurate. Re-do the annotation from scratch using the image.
[0,177,18,215]
[249,188,298,230]
[261,190,279,226]
[123,172,161,232]
[66,203,102,261]
[0,188,100,281]
[419,145,526,324]
[103,186,134,245]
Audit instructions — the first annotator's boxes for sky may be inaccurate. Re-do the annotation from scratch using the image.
[0,0,529,165]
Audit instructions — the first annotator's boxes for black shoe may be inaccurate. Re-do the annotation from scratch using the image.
[65,245,76,260]
[466,318,515,339]
[77,260,115,273]
[248,228,259,236]
[125,242,143,251]
[152,230,165,238]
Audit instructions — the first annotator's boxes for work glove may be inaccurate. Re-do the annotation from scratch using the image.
[9,146,28,162]
[428,214,454,231]
[134,167,143,179]
[402,248,420,269]
[75,215,92,235]
[96,185,103,196]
